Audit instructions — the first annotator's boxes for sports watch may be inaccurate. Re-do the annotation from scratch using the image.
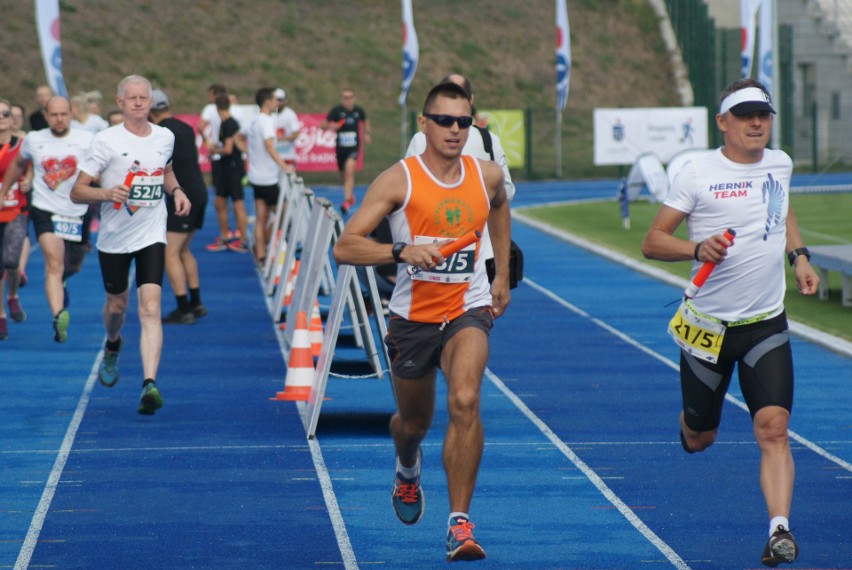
[392,242,407,263]
[787,247,811,267]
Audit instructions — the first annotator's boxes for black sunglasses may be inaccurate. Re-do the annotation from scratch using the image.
[0,110,11,118]
[423,113,473,129]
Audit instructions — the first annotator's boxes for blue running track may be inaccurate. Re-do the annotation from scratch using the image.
[1,178,850,569]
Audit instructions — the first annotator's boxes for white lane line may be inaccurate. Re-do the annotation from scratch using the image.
[484,367,691,570]
[523,276,852,474]
[260,271,358,570]
[15,354,102,570]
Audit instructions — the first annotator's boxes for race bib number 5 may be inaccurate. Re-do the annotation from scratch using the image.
[410,235,475,284]
[667,301,726,364]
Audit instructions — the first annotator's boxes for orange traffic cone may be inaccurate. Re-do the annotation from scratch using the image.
[271,311,313,401]
[309,300,323,357]
[283,259,300,307]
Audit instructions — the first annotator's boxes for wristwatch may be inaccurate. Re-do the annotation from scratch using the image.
[787,247,811,267]
[392,242,407,263]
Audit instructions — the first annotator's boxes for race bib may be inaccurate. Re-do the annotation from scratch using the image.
[667,301,726,364]
[126,173,164,208]
[51,214,84,242]
[409,235,476,284]
[338,131,357,147]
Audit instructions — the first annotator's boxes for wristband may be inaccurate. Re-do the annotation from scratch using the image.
[392,242,407,263]
[787,247,810,267]
[694,241,702,261]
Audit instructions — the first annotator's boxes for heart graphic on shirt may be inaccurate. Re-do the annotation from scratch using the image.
[42,156,78,190]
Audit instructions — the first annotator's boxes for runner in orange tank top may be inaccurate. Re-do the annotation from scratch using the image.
[334,81,510,562]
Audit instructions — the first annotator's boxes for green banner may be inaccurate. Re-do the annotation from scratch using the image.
[477,110,525,169]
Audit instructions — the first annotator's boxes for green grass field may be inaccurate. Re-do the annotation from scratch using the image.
[519,192,852,342]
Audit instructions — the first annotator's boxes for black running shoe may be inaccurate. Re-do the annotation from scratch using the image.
[761,525,798,567]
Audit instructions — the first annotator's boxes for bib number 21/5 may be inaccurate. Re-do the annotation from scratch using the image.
[667,301,726,364]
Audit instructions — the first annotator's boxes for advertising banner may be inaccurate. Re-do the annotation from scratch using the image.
[593,107,708,166]
[477,110,526,169]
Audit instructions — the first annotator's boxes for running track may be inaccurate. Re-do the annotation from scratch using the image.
[1,178,850,569]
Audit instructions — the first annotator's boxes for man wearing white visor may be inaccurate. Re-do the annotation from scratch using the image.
[641,78,819,567]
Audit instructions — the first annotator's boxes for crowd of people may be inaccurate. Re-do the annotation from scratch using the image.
[0,73,815,567]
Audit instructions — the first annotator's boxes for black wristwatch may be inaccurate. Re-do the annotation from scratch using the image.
[392,242,407,263]
[787,247,811,267]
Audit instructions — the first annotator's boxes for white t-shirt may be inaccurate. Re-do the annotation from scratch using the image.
[71,114,109,133]
[274,106,301,161]
[405,127,515,260]
[665,148,792,322]
[246,113,280,185]
[200,103,221,145]
[79,123,175,254]
[21,128,93,218]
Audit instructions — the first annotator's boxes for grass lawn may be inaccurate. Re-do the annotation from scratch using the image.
[519,192,852,342]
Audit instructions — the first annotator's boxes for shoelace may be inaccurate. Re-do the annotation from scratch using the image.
[394,481,420,504]
[449,520,475,542]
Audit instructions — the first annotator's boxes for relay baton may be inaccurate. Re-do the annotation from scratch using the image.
[114,160,141,209]
[406,229,482,276]
[683,228,736,299]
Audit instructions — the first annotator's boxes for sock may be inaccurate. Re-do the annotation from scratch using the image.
[189,288,201,307]
[105,337,122,352]
[448,512,469,526]
[769,516,790,536]
[143,378,156,387]
[396,453,421,479]
[176,294,191,313]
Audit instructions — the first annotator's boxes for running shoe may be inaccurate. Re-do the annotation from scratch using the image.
[340,197,355,214]
[446,516,486,562]
[227,240,249,253]
[192,304,208,318]
[98,348,120,387]
[162,308,196,325]
[761,525,798,567]
[205,237,229,252]
[7,297,26,322]
[53,309,69,343]
[0,317,7,340]
[391,453,425,525]
[137,383,164,415]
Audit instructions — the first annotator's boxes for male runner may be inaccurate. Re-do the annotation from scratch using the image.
[1,96,93,342]
[641,78,819,567]
[72,75,190,415]
[333,81,510,562]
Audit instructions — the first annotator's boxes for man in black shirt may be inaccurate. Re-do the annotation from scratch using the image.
[149,89,209,324]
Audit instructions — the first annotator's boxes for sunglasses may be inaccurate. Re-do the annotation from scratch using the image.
[423,113,473,129]
[0,110,11,118]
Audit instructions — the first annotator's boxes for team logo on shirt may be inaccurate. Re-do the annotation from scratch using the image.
[432,198,474,237]
[761,172,784,240]
[41,156,78,190]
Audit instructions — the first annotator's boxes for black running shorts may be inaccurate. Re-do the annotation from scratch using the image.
[680,312,794,432]
[385,306,493,379]
[98,242,166,295]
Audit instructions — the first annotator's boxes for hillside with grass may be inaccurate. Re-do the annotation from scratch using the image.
[2,0,678,183]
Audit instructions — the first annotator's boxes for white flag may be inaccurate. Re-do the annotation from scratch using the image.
[757,0,773,95]
[398,0,419,107]
[35,0,68,97]
[739,0,762,78]
[555,0,571,111]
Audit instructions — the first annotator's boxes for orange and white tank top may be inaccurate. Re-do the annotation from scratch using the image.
[388,154,491,323]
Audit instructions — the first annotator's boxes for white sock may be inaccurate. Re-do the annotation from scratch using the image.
[448,512,469,526]
[769,516,790,536]
[396,453,420,479]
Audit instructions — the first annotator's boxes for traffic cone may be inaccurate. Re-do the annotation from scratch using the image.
[283,259,300,307]
[271,311,313,401]
[309,300,323,357]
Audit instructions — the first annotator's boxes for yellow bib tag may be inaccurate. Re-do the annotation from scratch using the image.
[667,301,726,364]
